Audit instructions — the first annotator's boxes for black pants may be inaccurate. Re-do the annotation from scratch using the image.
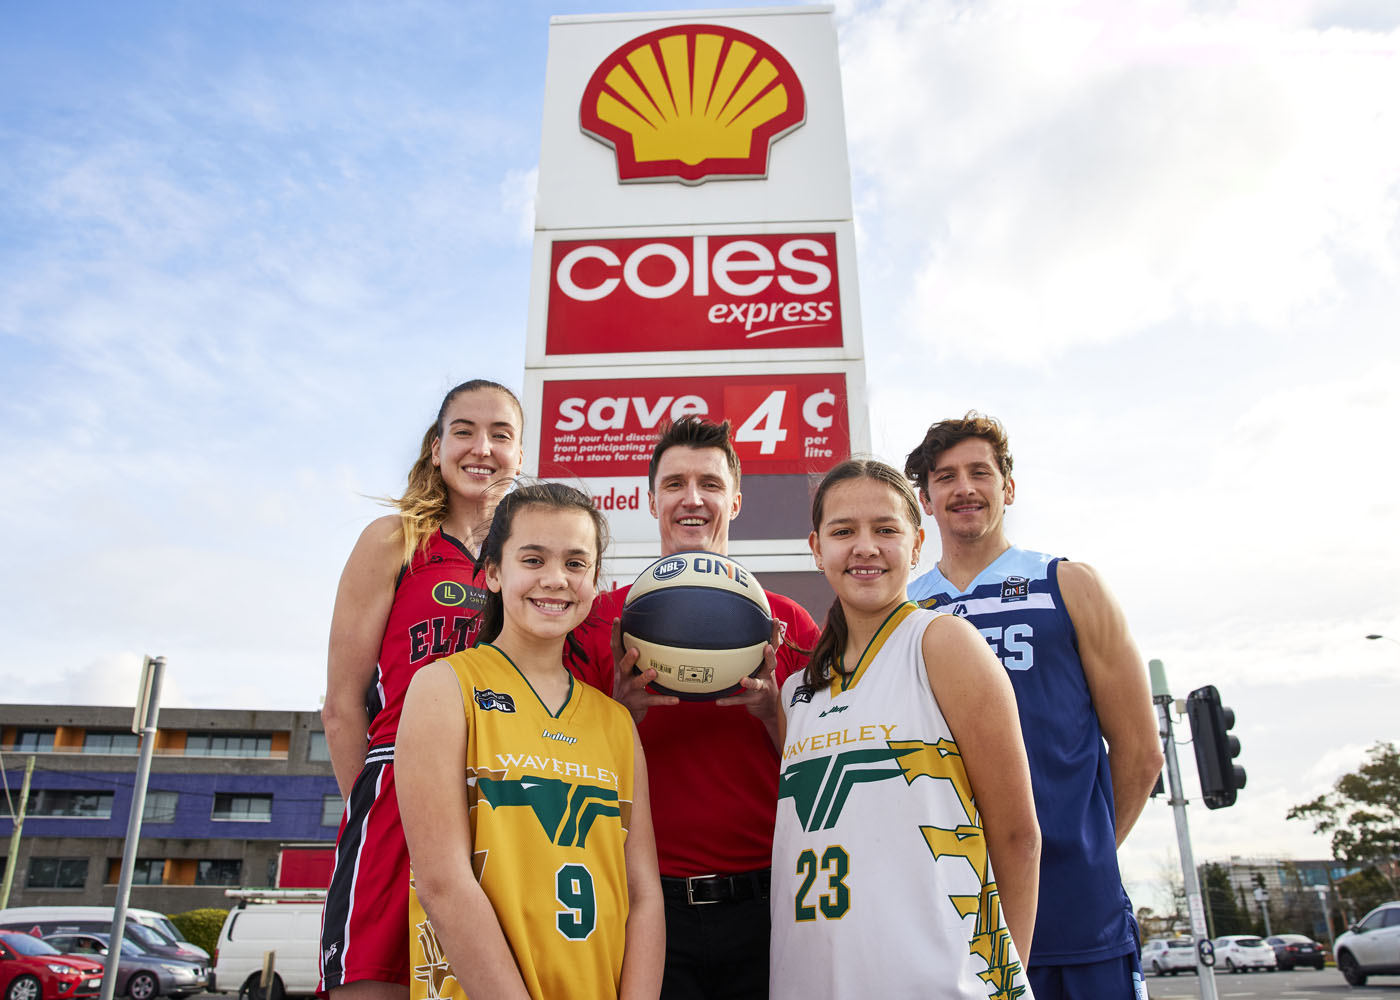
[660,894,770,1000]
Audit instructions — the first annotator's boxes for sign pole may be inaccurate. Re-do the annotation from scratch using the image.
[1150,658,1219,1000]
[0,755,36,908]
[100,656,165,1000]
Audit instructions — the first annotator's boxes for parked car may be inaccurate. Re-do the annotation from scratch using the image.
[0,912,202,968]
[1334,900,1400,987]
[1143,937,1197,976]
[211,903,323,998]
[0,907,207,963]
[43,933,204,1000]
[0,931,104,1000]
[1265,933,1326,970]
[1212,934,1277,972]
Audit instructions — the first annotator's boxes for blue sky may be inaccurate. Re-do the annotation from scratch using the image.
[3,0,1398,903]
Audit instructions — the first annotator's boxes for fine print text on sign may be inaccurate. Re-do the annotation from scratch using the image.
[539,373,849,477]
[546,233,842,355]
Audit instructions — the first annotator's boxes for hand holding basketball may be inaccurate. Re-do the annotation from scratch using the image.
[611,616,679,725]
[714,619,782,738]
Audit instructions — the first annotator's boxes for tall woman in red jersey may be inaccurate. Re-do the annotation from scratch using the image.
[320,379,524,1000]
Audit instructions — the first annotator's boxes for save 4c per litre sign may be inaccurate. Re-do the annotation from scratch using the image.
[538,372,848,477]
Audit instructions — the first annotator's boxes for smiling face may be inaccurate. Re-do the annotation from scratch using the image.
[919,436,1015,546]
[810,477,923,618]
[648,445,742,556]
[430,388,524,505]
[485,505,599,645]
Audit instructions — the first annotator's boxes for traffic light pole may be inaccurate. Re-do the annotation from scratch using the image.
[1150,659,1219,1000]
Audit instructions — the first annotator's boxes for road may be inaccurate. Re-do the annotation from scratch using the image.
[1148,968,1400,999]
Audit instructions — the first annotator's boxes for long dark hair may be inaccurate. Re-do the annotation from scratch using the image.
[803,459,922,690]
[474,481,609,650]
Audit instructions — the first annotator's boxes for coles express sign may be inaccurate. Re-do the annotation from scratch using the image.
[546,233,842,355]
[539,373,848,477]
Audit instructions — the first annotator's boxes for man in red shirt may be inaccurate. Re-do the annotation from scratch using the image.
[569,416,820,1000]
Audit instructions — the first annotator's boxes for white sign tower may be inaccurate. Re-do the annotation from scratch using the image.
[526,5,867,604]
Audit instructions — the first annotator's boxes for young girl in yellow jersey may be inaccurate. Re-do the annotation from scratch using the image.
[397,483,664,1000]
[770,460,1041,999]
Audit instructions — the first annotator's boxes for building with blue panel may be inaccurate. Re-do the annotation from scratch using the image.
[1,705,339,911]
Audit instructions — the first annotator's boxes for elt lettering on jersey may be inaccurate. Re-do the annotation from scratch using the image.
[408,615,478,663]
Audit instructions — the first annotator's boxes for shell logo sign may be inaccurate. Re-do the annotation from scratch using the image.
[580,24,806,185]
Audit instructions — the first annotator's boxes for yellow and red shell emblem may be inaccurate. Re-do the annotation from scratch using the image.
[580,24,806,185]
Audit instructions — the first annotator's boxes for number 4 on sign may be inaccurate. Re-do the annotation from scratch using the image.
[734,390,789,455]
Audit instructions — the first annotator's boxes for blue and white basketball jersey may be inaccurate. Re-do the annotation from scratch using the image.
[771,604,1032,999]
[908,547,1135,965]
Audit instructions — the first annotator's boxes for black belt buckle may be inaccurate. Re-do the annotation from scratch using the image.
[686,873,722,905]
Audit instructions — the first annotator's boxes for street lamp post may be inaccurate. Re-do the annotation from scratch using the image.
[1365,633,1400,645]
[1312,885,1336,955]
[1253,885,1272,937]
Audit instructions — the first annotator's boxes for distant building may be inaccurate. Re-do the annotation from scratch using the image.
[1,704,340,913]
[1200,855,1364,941]
[1208,855,1360,897]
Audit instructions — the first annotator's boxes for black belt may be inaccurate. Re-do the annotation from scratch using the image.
[661,869,771,906]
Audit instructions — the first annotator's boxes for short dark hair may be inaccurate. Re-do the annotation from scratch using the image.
[647,416,742,492]
[903,411,1013,494]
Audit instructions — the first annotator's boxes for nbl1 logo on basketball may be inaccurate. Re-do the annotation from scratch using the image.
[652,557,687,581]
[545,233,843,356]
[651,552,752,588]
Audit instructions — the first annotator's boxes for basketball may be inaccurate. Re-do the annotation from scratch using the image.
[621,550,774,700]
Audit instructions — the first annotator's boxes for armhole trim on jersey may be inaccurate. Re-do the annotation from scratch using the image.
[1046,557,1081,655]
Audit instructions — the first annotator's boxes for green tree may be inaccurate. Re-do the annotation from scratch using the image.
[1287,741,1400,895]
[1201,862,1249,937]
[1334,867,1393,926]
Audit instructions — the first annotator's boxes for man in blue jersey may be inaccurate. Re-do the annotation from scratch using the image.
[903,412,1164,1000]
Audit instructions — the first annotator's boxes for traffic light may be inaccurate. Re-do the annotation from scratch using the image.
[1186,684,1246,809]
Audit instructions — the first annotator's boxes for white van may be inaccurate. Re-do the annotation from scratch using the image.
[0,906,209,961]
[211,900,323,998]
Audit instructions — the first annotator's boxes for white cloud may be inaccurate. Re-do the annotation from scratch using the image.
[3,652,188,710]
[502,166,540,244]
[837,0,1400,360]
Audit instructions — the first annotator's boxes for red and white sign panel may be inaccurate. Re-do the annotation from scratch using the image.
[539,372,849,477]
[546,233,842,355]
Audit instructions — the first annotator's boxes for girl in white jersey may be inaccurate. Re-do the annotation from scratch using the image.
[770,459,1041,999]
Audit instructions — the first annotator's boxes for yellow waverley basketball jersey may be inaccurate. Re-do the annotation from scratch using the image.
[408,643,637,1000]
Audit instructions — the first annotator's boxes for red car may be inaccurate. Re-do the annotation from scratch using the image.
[0,932,103,1000]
